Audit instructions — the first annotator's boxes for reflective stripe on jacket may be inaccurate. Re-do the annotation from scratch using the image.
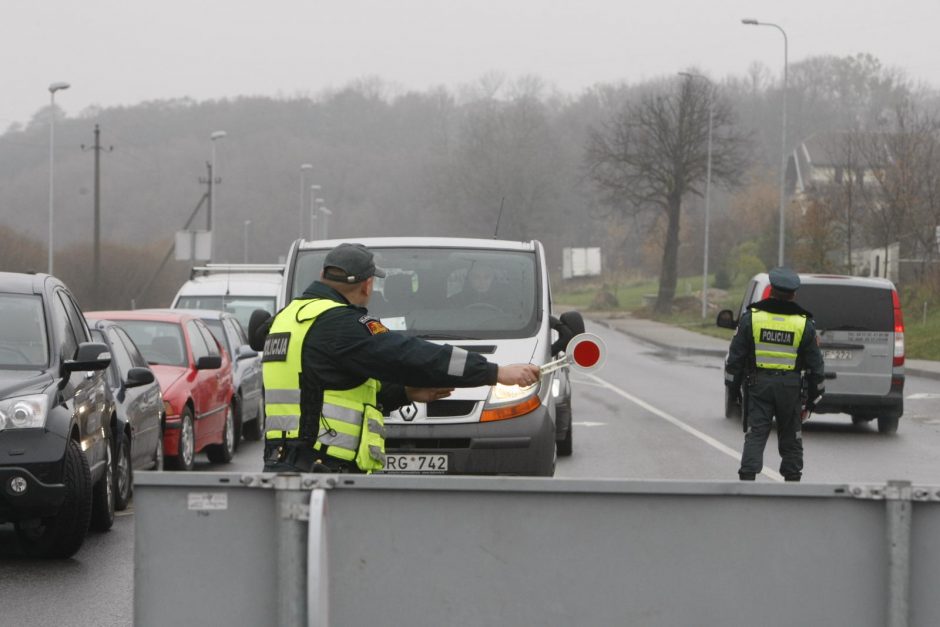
[262,298,386,472]
[751,309,806,371]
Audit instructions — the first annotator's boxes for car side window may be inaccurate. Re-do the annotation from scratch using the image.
[741,280,757,317]
[50,293,79,360]
[196,322,221,358]
[91,329,119,386]
[107,328,135,380]
[231,319,249,347]
[187,321,210,361]
[224,319,244,350]
[60,291,91,343]
[115,327,149,369]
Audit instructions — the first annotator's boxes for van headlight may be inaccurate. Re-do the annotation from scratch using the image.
[482,382,541,422]
[0,395,49,431]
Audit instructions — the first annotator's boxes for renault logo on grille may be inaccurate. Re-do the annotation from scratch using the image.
[400,404,418,422]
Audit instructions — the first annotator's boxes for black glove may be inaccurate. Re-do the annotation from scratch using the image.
[806,383,825,411]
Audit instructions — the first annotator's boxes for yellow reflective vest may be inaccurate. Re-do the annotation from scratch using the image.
[262,298,386,472]
[751,309,806,371]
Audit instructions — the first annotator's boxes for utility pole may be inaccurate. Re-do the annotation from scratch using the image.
[198,161,220,242]
[81,124,112,305]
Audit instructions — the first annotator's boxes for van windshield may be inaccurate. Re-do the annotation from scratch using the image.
[796,285,894,332]
[175,296,276,331]
[292,248,539,339]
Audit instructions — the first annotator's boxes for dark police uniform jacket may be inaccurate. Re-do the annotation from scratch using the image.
[292,281,498,432]
[725,297,825,390]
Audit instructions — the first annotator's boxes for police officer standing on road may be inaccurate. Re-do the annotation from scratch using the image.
[257,242,541,474]
[725,267,825,482]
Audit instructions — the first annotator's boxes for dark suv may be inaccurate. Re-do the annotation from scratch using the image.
[0,273,114,557]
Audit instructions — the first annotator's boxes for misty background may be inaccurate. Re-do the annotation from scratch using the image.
[2,48,938,312]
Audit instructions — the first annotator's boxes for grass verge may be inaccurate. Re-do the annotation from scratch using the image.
[556,274,940,361]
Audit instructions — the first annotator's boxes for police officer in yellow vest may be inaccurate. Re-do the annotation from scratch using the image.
[725,267,825,482]
[259,243,542,473]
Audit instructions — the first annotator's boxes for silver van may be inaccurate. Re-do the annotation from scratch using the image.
[171,264,283,332]
[719,273,905,433]
[275,237,583,476]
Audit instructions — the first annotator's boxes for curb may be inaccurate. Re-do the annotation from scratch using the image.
[590,318,727,358]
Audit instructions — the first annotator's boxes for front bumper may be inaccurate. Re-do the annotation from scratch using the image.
[383,404,555,476]
[0,466,67,522]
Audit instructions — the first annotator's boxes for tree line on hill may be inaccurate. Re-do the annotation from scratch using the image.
[0,53,937,312]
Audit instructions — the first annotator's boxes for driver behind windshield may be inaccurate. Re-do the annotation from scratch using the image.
[448,263,508,309]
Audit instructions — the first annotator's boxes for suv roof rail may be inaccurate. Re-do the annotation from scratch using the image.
[190,263,285,279]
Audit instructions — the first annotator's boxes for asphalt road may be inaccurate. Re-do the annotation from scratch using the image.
[2,319,938,625]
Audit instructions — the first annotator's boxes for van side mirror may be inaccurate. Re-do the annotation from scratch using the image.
[716,309,737,330]
[550,311,585,355]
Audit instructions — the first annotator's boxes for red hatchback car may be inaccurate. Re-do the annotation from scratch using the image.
[86,310,236,470]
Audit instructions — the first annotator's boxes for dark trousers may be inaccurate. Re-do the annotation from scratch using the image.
[263,441,362,474]
[739,371,803,480]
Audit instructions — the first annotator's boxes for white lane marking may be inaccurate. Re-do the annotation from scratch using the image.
[570,377,609,389]
[907,393,940,400]
[573,421,607,427]
[586,373,784,482]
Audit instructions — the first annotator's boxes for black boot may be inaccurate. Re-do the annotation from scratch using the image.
[739,473,756,481]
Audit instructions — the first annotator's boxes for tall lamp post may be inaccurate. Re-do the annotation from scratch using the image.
[319,206,333,240]
[209,130,226,261]
[299,164,313,236]
[679,72,714,319]
[308,185,321,240]
[47,81,70,274]
[742,18,788,267]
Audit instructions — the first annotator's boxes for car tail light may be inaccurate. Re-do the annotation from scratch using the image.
[761,285,772,300]
[892,289,905,367]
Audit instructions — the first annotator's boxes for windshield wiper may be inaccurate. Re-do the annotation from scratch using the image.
[414,332,471,340]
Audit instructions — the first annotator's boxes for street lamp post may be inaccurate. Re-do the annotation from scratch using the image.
[742,18,788,267]
[308,185,321,240]
[319,207,333,240]
[209,130,226,261]
[299,164,313,236]
[47,81,70,275]
[679,72,714,319]
[243,220,251,262]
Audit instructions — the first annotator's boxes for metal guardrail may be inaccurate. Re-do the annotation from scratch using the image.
[134,474,940,627]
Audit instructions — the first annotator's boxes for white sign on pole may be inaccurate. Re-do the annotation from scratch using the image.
[175,231,192,261]
[175,230,213,261]
[562,247,602,279]
[193,231,212,261]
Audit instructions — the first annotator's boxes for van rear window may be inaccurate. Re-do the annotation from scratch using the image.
[795,285,893,332]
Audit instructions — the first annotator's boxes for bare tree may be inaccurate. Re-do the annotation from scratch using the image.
[856,103,934,278]
[585,77,749,313]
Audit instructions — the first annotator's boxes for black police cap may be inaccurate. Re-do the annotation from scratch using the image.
[322,243,387,283]
[768,267,800,293]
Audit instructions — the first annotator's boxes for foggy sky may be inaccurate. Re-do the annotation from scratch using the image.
[2,0,937,128]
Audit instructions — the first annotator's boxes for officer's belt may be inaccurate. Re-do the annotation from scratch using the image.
[754,368,800,377]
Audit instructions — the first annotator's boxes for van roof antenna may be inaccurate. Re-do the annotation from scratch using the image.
[493,196,505,239]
